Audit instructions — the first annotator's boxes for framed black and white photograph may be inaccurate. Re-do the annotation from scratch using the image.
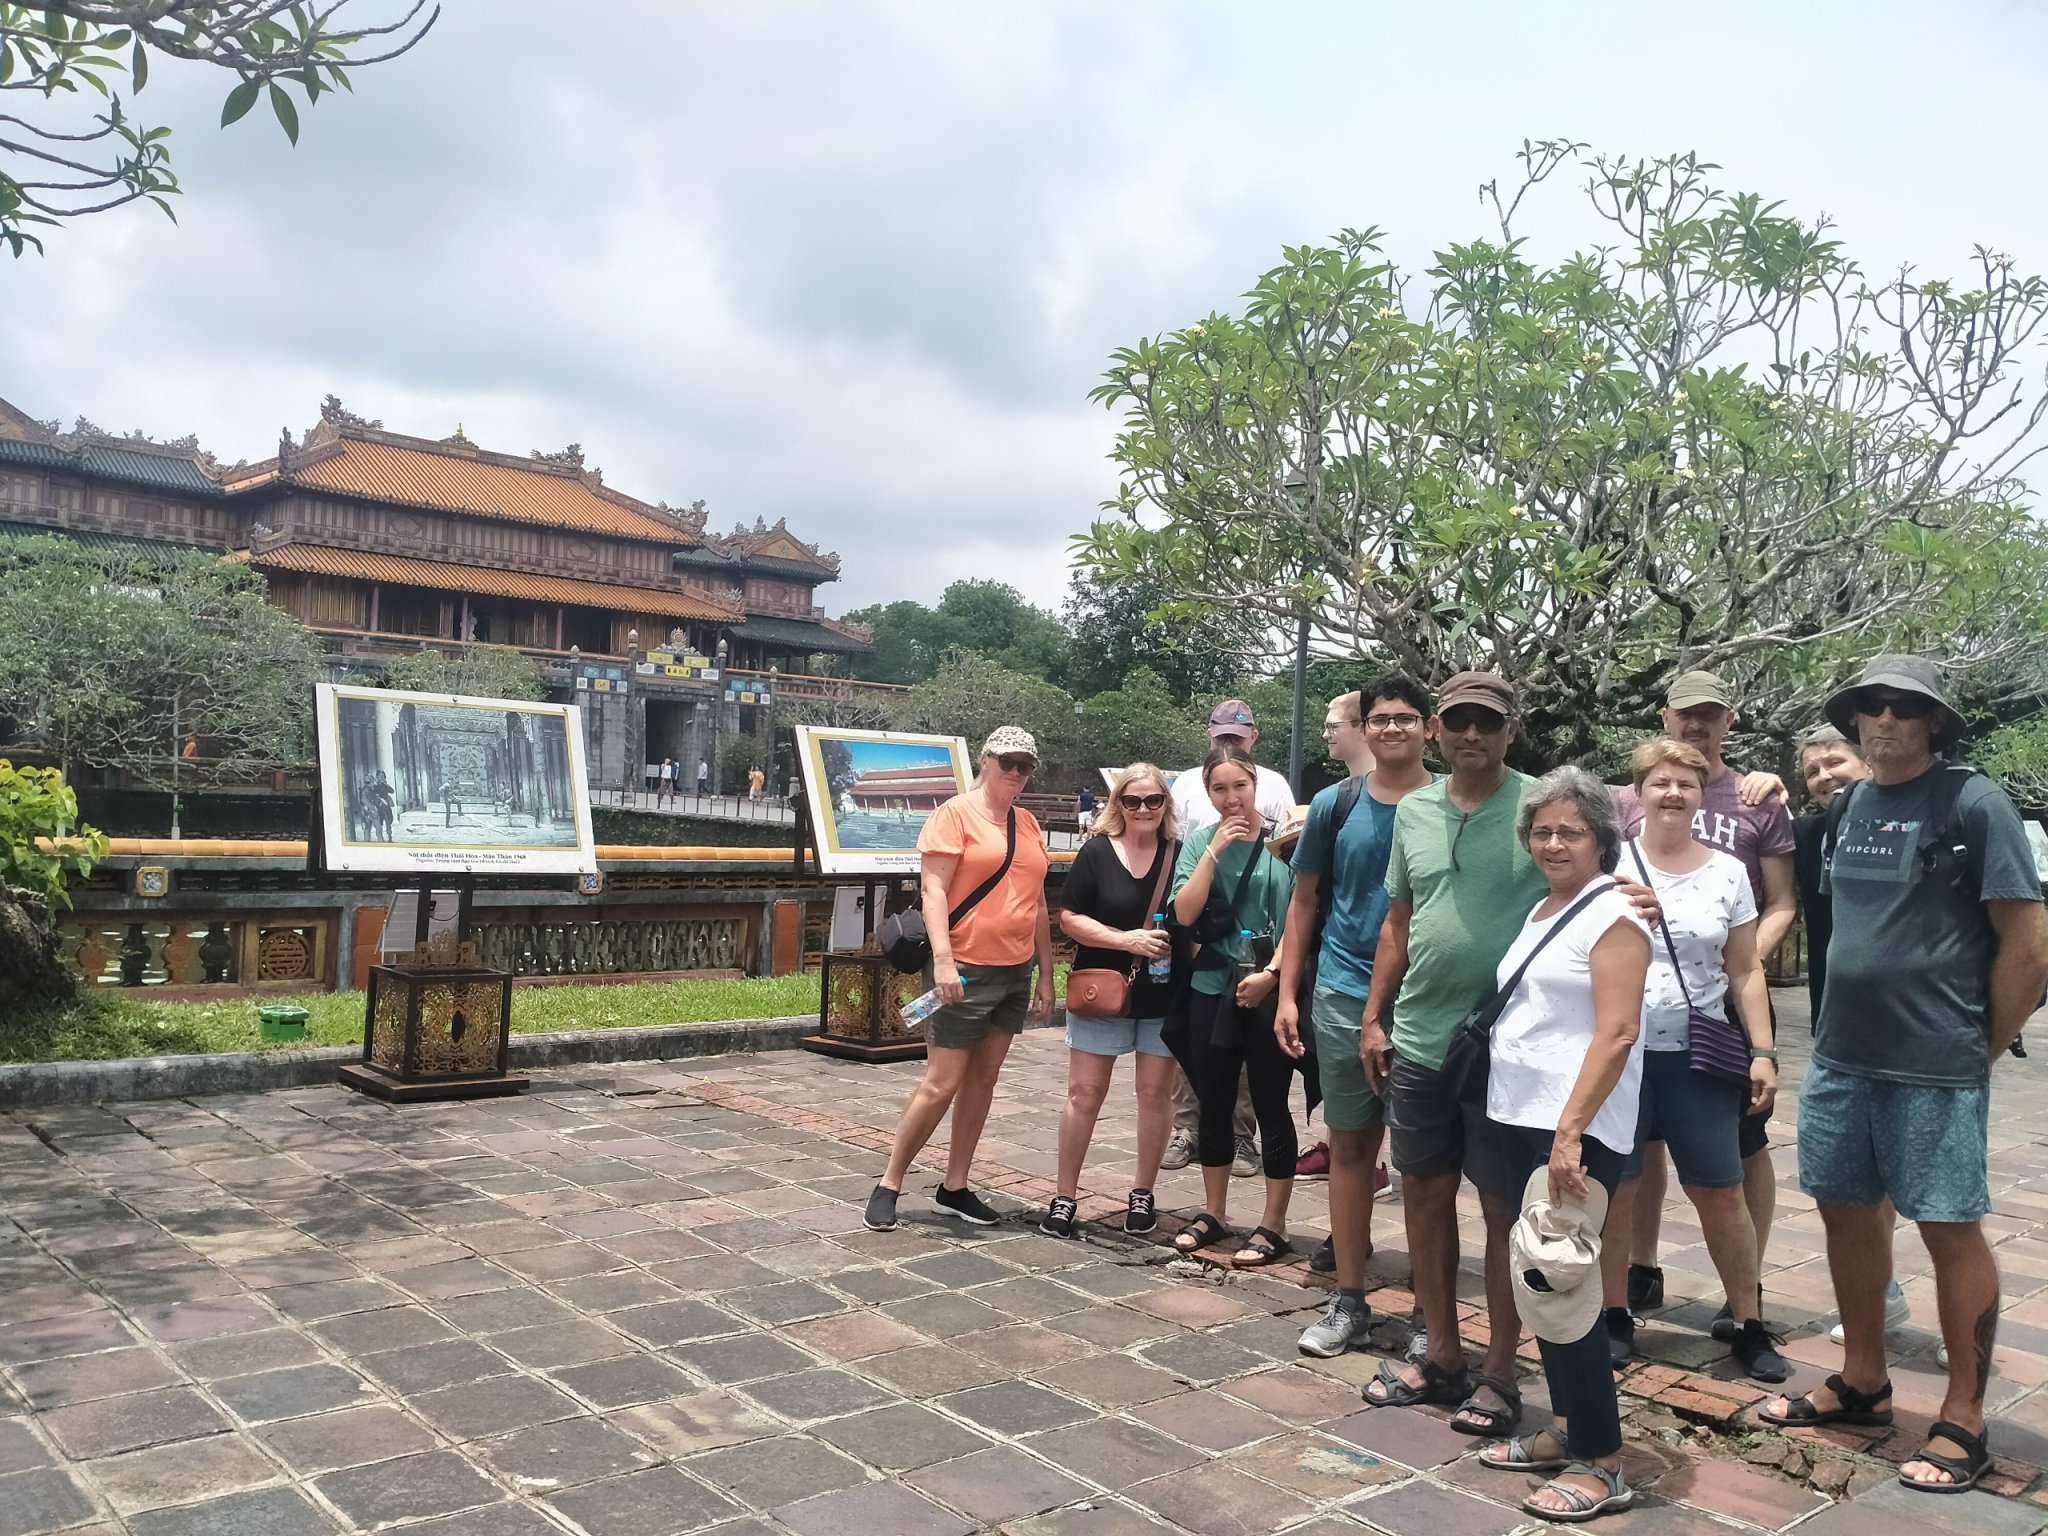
[315,683,598,875]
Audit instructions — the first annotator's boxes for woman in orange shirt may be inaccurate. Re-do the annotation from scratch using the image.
[865,726,1054,1231]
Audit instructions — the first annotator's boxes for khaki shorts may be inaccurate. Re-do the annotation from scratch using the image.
[929,961,1034,1051]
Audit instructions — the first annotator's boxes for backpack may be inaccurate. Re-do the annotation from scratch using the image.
[1822,763,1983,897]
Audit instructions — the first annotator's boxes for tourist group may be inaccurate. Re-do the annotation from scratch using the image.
[857,655,2048,1521]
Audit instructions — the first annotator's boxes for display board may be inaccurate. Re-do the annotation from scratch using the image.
[794,726,972,876]
[315,683,597,875]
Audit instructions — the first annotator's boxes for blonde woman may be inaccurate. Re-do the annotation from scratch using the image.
[1044,764,1182,1238]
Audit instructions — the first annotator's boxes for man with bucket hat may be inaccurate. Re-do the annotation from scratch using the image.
[1760,656,2048,1496]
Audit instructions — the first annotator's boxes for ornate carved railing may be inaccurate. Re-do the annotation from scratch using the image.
[472,915,746,978]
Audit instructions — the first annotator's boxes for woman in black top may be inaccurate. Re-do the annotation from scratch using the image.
[1044,763,1180,1238]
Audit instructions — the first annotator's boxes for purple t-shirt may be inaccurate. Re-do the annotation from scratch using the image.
[1617,766,1794,908]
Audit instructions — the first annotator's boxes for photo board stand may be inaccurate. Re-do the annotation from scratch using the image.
[786,753,928,1064]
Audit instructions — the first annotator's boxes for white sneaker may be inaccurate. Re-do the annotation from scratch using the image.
[1231,1137,1259,1178]
[1938,1343,1950,1369]
[1828,1280,1910,1343]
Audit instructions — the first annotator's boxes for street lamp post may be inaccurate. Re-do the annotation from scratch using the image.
[1282,469,1312,799]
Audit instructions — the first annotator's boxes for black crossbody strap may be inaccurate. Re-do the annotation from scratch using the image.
[1486,879,1617,1021]
[1223,829,1268,929]
[1628,841,1696,1009]
[947,809,1017,932]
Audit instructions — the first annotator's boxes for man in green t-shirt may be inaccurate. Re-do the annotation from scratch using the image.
[1359,671,1546,1432]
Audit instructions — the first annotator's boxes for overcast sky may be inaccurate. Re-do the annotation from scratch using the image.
[5,1,2045,612]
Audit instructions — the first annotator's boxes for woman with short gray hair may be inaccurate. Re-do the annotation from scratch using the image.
[1474,766,1651,1519]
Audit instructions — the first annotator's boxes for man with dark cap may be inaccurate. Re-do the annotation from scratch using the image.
[1761,656,2048,1496]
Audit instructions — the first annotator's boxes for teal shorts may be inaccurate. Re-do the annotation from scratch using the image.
[1797,1060,1990,1223]
[928,961,1033,1052]
[1310,985,1385,1135]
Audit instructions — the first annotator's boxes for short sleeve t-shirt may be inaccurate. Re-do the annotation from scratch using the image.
[1171,827,1293,996]
[1290,776,1402,1000]
[1061,835,1176,1018]
[1625,841,1757,1051]
[1487,885,1648,1154]
[917,796,1051,967]
[1815,767,2043,1086]
[1617,767,1793,911]
[1173,763,1297,835]
[1384,771,1549,1069]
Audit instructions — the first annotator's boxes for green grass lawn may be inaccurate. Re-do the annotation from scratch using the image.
[0,974,822,1066]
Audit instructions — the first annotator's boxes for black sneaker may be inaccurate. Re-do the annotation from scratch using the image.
[1626,1263,1663,1312]
[1308,1235,1336,1274]
[863,1185,899,1232]
[1604,1306,1635,1370]
[1711,1285,1761,1342]
[1040,1196,1078,1238]
[933,1185,1001,1227]
[1124,1188,1158,1235]
[1733,1318,1790,1383]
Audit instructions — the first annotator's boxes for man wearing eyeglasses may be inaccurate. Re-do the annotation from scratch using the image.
[1358,671,1547,1429]
[1278,676,1439,1358]
[1163,700,1300,1175]
[1761,656,2047,1496]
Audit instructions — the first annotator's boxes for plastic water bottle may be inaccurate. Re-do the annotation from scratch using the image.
[899,987,944,1029]
[1147,916,1172,982]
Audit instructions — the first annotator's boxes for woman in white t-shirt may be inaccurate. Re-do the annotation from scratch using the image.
[1600,738,1787,1382]
[1476,766,1649,1521]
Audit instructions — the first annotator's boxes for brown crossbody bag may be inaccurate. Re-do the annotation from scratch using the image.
[1064,840,1177,1019]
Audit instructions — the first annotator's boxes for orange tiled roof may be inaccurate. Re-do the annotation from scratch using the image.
[229,435,699,545]
[239,542,740,622]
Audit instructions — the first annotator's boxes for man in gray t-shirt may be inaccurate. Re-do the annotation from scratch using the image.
[1764,656,2048,1496]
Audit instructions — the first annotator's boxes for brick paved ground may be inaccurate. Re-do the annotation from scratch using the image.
[4,988,2048,1535]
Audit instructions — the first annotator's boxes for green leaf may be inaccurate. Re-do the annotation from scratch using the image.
[220,77,260,127]
[131,35,146,91]
[269,82,299,144]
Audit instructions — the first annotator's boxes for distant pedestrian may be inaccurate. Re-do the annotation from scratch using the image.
[658,758,675,805]
[748,765,766,802]
[1076,783,1097,836]
[697,758,711,796]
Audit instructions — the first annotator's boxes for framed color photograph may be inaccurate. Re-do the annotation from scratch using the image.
[795,726,972,875]
[315,683,598,875]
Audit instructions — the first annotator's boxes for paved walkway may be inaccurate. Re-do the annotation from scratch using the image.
[4,992,2048,1536]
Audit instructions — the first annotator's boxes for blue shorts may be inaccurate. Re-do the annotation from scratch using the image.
[1065,1013,1171,1058]
[1309,986,1385,1134]
[1621,1050,1746,1189]
[1797,1060,1990,1223]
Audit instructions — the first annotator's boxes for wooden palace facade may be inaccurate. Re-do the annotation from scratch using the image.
[0,397,875,792]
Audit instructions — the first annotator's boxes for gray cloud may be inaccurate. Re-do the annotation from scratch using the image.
[5,0,2044,610]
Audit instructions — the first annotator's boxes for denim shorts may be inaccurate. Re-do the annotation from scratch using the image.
[1065,1013,1171,1058]
[1621,1049,1746,1189]
[1309,987,1385,1134]
[928,962,1033,1051]
[1797,1060,1991,1223]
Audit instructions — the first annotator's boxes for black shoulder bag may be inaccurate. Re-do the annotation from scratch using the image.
[1440,880,1616,1108]
[878,809,1017,973]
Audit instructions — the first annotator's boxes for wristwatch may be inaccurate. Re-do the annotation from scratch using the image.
[1749,1047,1778,1062]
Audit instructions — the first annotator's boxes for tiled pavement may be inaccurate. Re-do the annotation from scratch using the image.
[4,991,2048,1535]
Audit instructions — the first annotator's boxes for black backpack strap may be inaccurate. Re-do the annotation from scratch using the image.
[1923,764,1981,891]
[1226,828,1268,924]
[946,809,1017,932]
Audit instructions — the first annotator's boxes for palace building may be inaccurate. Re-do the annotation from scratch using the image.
[0,396,875,793]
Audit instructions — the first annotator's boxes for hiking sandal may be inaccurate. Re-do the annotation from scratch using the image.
[1363,1355,1473,1408]
[1480,1427,1571,1472]
[1451,1372,1524,1437]
[1523,1461,1633,1522]
[1173,1212,1232,1253]
[1233,1226,1292,1267]
[1899,1419,1991,1494]
[1756,1371,1893,1428]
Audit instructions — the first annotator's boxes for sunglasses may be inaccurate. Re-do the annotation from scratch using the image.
[1440,706,1507,734]
[1119,792,1167,811]
[995,754,1036,775]
[1853,690,1937,721]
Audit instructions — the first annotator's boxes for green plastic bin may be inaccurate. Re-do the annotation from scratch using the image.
[257,1005,309,1043]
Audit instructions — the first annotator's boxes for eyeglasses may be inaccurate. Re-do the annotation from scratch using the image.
[1321,718,1359,734]
[1365,712,1423,731]
[1440,707,1508,735]
[1853,690,1937,721]
[995,754,1036,775]
[1529,825,1593,846]
[1119,793,1167,811]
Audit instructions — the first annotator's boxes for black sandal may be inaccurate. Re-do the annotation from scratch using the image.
[1756,1372,1893,1428]
[1363,1356,1473,1408]
[1173,1212,1232,1253]
[1899,1419,1991,1494]
[1451,1372,1523,1437]
[1233,1226,1292,1267]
